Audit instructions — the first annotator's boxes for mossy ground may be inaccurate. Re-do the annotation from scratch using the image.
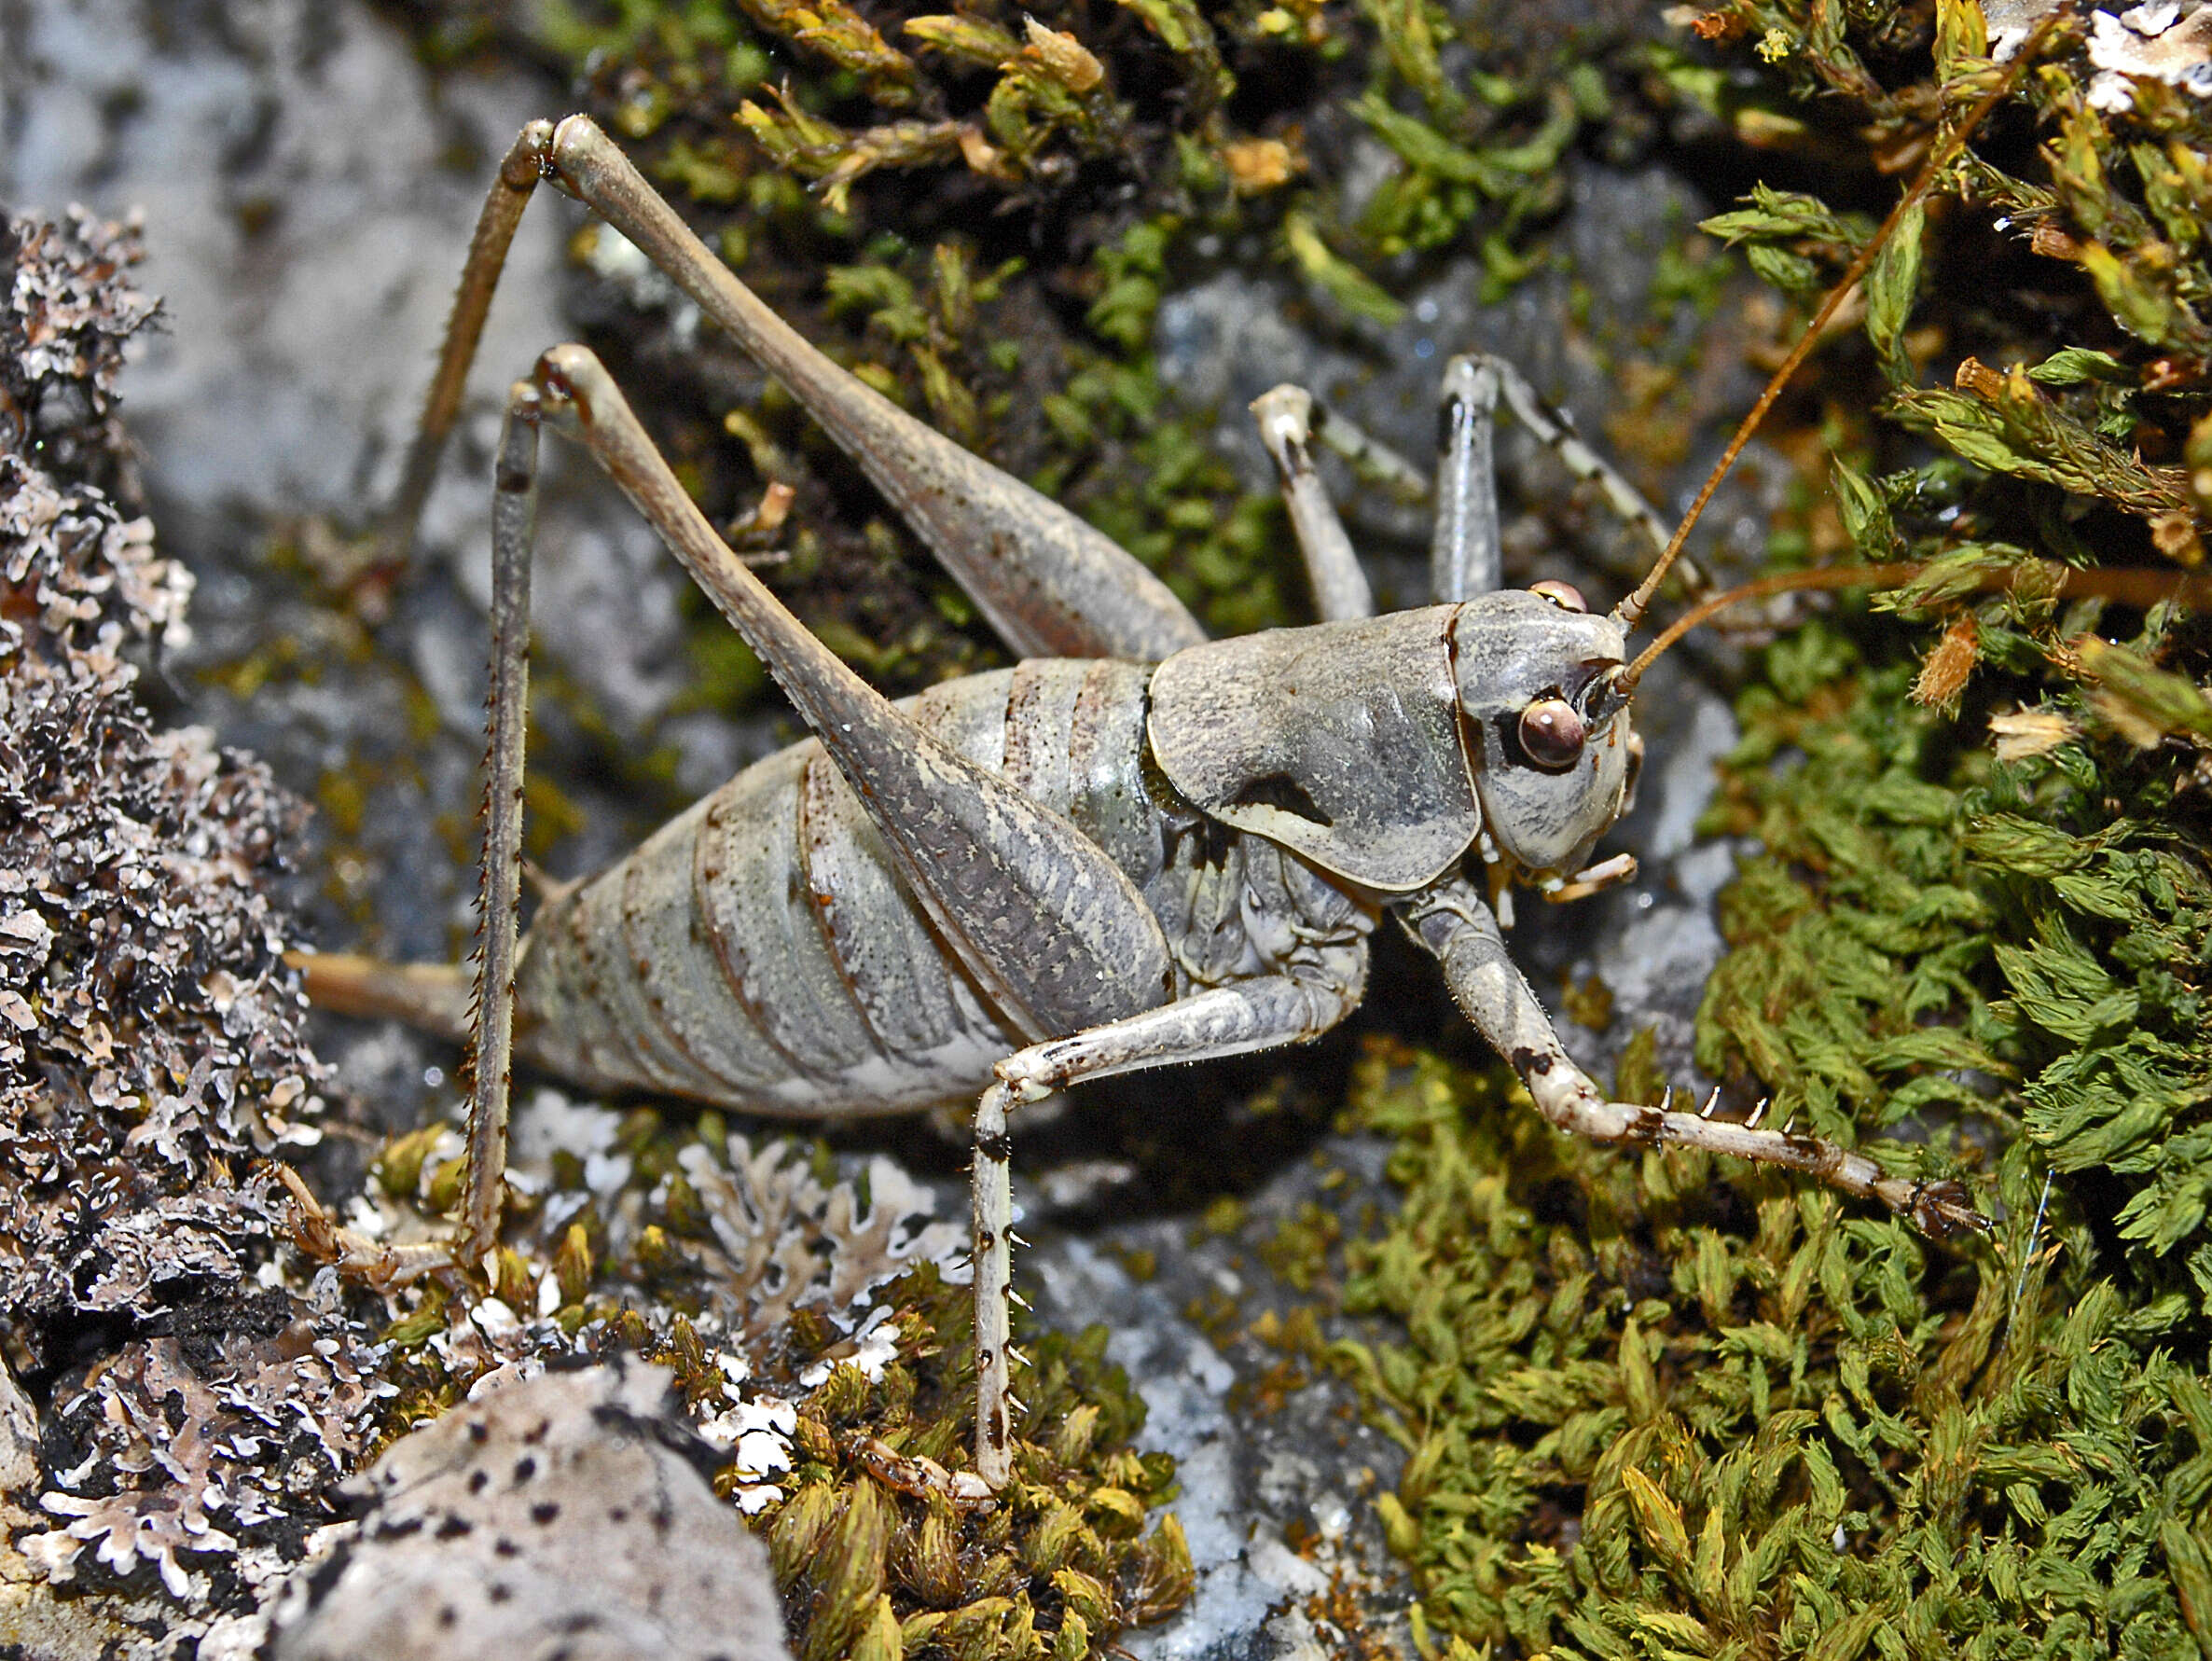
[353,1106,1194,1660]
[1321,602,2212,1654]
[1329,1034,2210,1660]
[336,0,2212,1654]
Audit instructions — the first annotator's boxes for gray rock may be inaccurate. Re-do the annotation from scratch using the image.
[0,0,690,744]
[270,1360,791,1661]
[0,1360,38,1501]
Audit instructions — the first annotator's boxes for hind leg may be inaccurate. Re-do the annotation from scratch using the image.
[384,115,1204,663]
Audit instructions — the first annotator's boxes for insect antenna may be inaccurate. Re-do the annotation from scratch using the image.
[1609,5,2073,648]
[1623,561,1921,685]
[1618,559,2212,690]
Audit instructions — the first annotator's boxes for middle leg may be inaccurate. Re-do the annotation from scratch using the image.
[1251,384,1376,623]
[1431,353,1697,605]
[970,969,1365,1486]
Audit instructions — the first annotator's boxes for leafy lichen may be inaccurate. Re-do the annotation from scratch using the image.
[0,207,386,1647]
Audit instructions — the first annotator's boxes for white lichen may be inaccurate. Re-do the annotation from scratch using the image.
[0,207,383,1642]
[2086,0,2212,108]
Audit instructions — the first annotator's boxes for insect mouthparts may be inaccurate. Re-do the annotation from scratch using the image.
[1593,667,1630,714]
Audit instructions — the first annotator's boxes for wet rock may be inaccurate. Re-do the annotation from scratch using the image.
[270,1360,792,1661]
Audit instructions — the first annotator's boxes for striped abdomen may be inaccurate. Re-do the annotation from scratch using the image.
[509,658,1168,1117]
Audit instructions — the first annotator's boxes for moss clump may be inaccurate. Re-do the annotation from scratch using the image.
[335,1104,1194,1658]
[1703,621,2212,1280]
[1334,1041,2211,1659]
[1674,0,2212,1278]
[751,1269,1193,1661]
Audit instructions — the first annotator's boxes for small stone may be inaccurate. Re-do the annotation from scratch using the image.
[269,1360,792,1661]
[0,1358,40,1499]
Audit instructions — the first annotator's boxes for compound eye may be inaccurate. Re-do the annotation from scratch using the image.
[1530,579,1586,612]
[1518,698,1585,768]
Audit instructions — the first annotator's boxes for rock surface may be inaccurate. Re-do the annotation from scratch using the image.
[1,0,712,1031]
[0,0,684,737]
[1023,1142,1417,1659]
[270,1360,792,1661]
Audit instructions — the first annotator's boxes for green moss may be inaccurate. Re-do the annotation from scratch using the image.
[1700,623,2212,1273]
[750,1271,1192,1661]
[1670,0,2212,1277]
[1297,4,2212,1653]
[1331,1039,2211,1659]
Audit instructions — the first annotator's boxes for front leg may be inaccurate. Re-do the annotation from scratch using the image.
[1403,876,1984,1238]
[971,969,1364,1487]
